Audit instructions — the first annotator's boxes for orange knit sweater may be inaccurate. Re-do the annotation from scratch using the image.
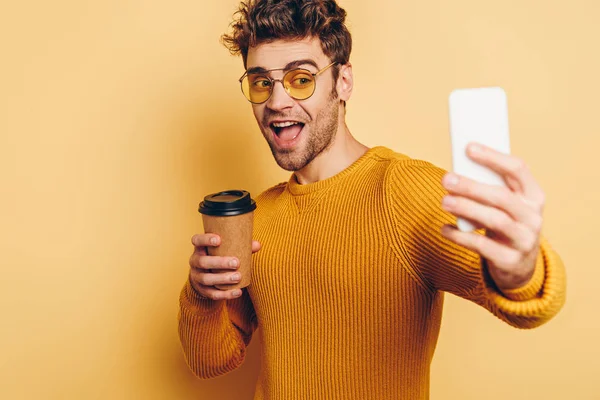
[178,146,566,399]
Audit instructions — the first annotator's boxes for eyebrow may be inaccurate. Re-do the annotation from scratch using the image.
[246,59,320,75]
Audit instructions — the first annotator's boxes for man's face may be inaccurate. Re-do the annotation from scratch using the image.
[245,37,340,171]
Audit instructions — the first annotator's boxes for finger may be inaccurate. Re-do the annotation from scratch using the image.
[190,268,242,287]
[189,253,240,270]
[252,240,261,253]
[203,287,243,300]
[441,224,523,269]
[442,173,544,233]
[465,143,545,205]
[442,195,538,253]
[192,280,243,301]
[191,234,221,248]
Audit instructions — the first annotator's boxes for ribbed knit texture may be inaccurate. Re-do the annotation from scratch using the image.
[178,146,566,399]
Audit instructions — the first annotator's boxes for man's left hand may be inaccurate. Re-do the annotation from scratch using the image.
[440,142,546,291]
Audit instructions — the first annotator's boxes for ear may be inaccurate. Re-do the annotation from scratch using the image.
[336,63,353,102]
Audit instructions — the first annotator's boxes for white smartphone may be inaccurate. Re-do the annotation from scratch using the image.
[448,87,511,232]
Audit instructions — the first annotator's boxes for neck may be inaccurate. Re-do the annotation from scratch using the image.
[293,120,369,185]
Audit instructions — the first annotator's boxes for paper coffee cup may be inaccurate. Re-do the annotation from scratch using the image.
[198,190,256,290]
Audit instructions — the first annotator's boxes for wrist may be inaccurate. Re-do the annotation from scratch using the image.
[483,251,545,302]
[485,251,538,291]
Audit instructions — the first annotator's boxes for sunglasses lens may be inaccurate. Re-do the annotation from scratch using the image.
[242,74,272,103]
[284,69,315,100]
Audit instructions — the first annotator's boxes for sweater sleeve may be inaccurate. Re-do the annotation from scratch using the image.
[177,276,258,378]
[385,159,566,329]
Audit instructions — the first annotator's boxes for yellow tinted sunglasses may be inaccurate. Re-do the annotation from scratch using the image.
[239,62,337,104]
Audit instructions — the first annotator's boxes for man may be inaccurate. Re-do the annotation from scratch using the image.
[178,1,566,398]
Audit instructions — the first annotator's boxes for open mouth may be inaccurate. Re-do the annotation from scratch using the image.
[271,121,305,143]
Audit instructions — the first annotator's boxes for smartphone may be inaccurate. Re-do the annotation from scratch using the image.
[448,87,511,232]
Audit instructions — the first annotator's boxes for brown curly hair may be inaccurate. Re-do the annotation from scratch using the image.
[221,0,352,83]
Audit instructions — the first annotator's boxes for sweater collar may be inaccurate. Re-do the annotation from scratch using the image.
[286,146,388,196]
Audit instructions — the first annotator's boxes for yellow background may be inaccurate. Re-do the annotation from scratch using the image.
[0,0,597,398]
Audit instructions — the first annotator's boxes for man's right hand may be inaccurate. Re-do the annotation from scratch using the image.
[188,233,261,300]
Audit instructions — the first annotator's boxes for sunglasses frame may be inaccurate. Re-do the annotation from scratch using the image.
[238,62,338,104]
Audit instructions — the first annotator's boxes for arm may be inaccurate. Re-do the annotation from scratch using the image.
[385,159,566,328]
[177,185,279,378]
[178,278,258,379]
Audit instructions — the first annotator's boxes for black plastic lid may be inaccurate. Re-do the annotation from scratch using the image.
[198,190,256,217]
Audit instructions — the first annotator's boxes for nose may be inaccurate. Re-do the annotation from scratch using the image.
[266,80,295,111]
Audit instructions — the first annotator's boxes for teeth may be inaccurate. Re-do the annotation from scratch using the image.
[272,121,299,128]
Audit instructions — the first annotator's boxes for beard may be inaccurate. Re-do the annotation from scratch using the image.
[261,94,340,172]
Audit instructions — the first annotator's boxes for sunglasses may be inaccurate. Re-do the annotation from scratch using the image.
[239,62,338,104]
